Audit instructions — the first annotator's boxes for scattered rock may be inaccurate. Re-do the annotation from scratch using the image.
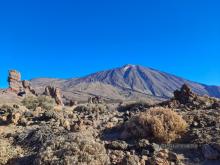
[136,139,150,148]
[151,143,161,153]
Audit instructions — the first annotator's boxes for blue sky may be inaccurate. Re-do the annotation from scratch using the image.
[0,0,220,87]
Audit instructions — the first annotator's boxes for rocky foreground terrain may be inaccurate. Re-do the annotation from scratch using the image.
[0,70,220,165]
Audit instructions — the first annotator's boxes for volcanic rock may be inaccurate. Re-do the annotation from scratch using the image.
[173,84,196,104]
[8,70,22,92]
[44,86,63,106]
[88,96,103,104]
[160,84,220,110]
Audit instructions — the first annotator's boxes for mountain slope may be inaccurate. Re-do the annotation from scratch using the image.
[30,64,220,101]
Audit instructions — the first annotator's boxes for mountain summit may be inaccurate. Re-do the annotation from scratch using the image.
[31,65,220,101]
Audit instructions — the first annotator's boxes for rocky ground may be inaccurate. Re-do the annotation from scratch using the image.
[0,83,220,165]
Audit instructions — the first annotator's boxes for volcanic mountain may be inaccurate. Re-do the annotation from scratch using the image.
[30,64,220,102]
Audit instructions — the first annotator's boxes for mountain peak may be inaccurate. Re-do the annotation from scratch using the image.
[122,64,137,71]
[31,64,220,101]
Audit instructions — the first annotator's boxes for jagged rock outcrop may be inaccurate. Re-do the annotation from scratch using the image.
[173,84,196,104]
[22,80,37,95]
[44,86,63,106]
[22,80,31,89]
[8,70,22,92]
[7,70,36,96]
[88,96,103,104]
[160,84,220,109]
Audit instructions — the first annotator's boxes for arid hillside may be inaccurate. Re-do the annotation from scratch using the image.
[0,70,220,165]
[31,65,220,103]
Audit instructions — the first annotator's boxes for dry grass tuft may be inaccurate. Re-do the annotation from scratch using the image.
[121,107,188,143]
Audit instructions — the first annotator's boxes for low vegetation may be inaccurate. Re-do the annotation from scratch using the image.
[34,132,109,165]
[121,107,188,143]
[22,96,55,111]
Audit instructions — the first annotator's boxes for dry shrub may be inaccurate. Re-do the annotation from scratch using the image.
[121,107,188,143]
[22,96,55,111]
[34,132,109,165]
[0,138,24,164]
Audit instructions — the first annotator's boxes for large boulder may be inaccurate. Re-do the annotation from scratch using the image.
[173,84,196,104]
[44,86,64,106]
[22,80,37,95]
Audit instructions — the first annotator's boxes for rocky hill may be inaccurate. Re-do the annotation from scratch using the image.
[31,64,220,102]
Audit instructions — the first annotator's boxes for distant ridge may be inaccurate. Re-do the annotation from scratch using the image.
[31,64,220,101]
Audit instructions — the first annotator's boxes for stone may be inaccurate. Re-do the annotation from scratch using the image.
[7,70,36,96]
[88,96,103,104]
[192,121,199,127]
[69,100,78,106]
[22,80,37,95]
[62,120,70,131]
[168,152,178,161]
[44,86,64,106]
[22,80,31,89]
[8,70,22,92]
[160,84,217,110]
[202,144,220,160]
[173,84,195,104]
[136,139,150,148]
[151,143,161,153]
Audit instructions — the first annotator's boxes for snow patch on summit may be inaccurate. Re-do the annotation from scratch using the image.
[123,64,136,71]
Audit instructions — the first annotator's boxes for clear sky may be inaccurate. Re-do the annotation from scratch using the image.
[0,0,220,87]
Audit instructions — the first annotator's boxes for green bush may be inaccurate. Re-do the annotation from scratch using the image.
[22,96,55,111]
